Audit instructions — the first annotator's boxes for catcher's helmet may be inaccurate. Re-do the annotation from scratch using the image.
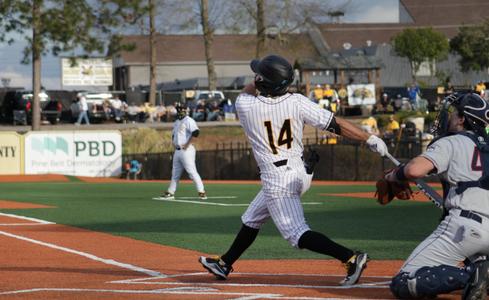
[250,54,294,97]
[432,92,489,137]
[175,103,187,120]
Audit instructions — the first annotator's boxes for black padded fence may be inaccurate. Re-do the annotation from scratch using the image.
[123,138,423,181]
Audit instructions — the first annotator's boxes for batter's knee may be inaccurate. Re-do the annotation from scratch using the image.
[391,266,470,299]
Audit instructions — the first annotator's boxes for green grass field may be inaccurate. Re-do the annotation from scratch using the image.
[0,179,441,260]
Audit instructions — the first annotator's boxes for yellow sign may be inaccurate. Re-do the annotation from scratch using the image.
[0,132,23,175]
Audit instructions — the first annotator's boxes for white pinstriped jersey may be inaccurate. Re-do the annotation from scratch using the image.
[236,93,333,167]
[421,133,489,215]
[172,116,199,148]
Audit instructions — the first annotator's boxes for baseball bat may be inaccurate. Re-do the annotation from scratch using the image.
[384,152,443,209]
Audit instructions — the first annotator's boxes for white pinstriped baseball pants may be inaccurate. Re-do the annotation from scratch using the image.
[168,145,205,194]
[241,157,313,247]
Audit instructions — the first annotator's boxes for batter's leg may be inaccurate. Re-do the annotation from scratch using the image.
[168,151,184,194]
[181,146,205,193]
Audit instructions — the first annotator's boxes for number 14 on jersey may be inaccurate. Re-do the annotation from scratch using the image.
[264,119,293,154]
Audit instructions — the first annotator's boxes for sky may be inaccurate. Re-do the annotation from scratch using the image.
[0,0,399,90]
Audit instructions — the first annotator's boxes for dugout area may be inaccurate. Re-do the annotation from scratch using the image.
[0,175,462,299]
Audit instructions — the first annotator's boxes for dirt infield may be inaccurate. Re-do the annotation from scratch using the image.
[0,175,456,299]
[0,201,460,299]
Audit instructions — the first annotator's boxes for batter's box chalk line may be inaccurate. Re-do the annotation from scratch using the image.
[110,272,392,289]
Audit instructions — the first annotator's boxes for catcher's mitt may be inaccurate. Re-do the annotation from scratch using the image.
[375,171,413,205]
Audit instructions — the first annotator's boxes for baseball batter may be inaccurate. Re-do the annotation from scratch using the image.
[160,104,207,200]
[199,54,388,286]
[388,93,489,299]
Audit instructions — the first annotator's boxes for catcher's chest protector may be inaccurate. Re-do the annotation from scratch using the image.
[455,132,489,193]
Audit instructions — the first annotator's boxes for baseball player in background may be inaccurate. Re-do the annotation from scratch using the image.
[199,54,388,286]
[388,93,489,300]
[160,103,207,200]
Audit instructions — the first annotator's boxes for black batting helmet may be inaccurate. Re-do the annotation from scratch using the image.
[250,54,294,97]
[175,102,187,120]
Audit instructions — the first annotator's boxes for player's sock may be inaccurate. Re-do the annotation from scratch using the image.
[298,230,354,262]
[220,224,259,266]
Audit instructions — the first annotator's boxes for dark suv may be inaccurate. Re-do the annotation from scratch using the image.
[1,90,62,125]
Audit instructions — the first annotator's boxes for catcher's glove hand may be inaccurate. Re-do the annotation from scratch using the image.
[375,168,413,205]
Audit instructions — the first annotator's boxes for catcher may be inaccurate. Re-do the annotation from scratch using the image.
[378,93,489,300]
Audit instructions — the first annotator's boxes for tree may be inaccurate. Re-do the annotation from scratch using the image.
[0,0,144,130]
[148,0,157,105]
[450,20,489,72]
[255,0,265,58]
[392,27,449,81]
[200,0,217,90]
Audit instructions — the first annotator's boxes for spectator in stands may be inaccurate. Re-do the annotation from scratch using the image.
[475,80,486,97]
[103,98,112,120]
[337,84,348,116]
[127,102,141,123]
[384,115,400,139]
[323,84,336,102]
[360,116,380,136]
[127,159,142,180]
[155,104,167,122]
[206,100,221,121]
[111,96,125,122]
[193,100,206,121]
[166,103,178,122]
[445,81,455,95]
[143,102,157,123]
[407,82,421,110]
[393,94,403,113]
[312,84,323,103]
[380,93,390,112]
[220,98,236,121]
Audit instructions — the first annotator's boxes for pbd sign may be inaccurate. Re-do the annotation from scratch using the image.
[74,141,116,157]
[25,131,122,177]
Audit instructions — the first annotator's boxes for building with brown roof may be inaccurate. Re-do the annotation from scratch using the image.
[114,0,489,92]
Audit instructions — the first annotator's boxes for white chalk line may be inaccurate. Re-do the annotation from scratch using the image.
[152,198,322,206]
[0,212,55,224]
[0,287,392,299]
[0,287,279,298]
[110,272,391,289]
[0,229,162,277]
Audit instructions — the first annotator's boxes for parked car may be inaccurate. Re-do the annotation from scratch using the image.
[1,90,62,125]
[186,90,225,110]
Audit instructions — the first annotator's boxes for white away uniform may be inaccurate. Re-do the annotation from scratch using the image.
[236,92,333,247]
[400,133,489,274]
[168,116,205,194]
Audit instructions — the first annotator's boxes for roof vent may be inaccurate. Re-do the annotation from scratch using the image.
[343,42,352,50]
[366,40,372,47]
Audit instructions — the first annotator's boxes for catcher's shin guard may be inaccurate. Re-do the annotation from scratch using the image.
[390,266,470,299]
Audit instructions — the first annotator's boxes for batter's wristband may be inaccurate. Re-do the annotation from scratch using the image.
[395,164,408,181]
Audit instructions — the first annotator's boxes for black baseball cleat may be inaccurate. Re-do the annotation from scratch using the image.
[160,192,174,200]
[199,256,233,280]
[340,252,369,286]
[462,260,489,300]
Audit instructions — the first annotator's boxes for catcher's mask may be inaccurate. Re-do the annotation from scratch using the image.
[175,103,187,120]
[250,54,294,97]
[431,92,489,137]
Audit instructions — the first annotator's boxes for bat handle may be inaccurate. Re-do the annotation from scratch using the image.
[385,152,401,166]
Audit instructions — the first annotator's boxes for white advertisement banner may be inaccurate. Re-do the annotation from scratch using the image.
[0,132,23,175]
[347,84,376,105]
[61,57,113,86]
[25,131,121,177]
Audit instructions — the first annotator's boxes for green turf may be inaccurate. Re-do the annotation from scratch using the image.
[0,181,441,260]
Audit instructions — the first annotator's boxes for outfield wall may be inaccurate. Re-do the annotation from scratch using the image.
[0,131,121,177]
